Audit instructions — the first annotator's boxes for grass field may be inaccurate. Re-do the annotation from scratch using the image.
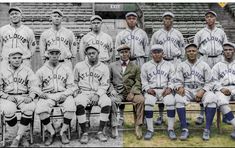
[123,103,235,147]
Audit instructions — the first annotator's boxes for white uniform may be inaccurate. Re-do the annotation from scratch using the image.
[194,27,228,68]
[212,60,235,106]
[0,24,36,67]
[174,59,216,107]
[35,62,76,114]
[74,59,111,123]
[39,27,77,69]
[141,60,175,106]
[115,27,149,67]
[79,31,113,63]
[150,28,185,66]
[0,64,37,121]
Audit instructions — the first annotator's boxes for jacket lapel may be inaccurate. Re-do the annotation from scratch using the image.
[123,61,132,75]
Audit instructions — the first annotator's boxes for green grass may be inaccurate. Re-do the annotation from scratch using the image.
[122,104,235,147]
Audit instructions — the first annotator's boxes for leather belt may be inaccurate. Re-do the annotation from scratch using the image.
[199,52,221,58]
[163,55,181,61]
[185,84,200,89]
[8,93,25,95]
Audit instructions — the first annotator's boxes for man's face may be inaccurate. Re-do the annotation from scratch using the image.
[223,45,235,60]
[119,49,130,61]
[86,48,99,63]
[151,50,163,63]
[91,19,102,32]
[9,10,22,24]
[48,51,60,63]
[9,53,23,68]
[186,46,198,61]
[205,13,216,26]
[126,16,137,28]
[51,13,62,26]
[163,15,173,28]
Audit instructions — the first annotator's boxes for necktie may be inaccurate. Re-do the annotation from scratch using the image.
[122,61,127,66]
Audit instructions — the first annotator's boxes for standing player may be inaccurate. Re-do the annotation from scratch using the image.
[35,46,76,146]
[0,48,37,147]
[194,10,228,125]
[212,42,235,139]
[115,12,149,67]
[79,15,114,64]
[109,44,144,140]
[174,43,217,140]
[39,9,77,69]
[141,44,176,140]
[0,7,37,68]
[150,11,185,125]
[74,44,111,144]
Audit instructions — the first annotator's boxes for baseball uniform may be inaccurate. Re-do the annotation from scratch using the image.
[39,26,77,69]
[0,24,36,67]
[194,26,228,68]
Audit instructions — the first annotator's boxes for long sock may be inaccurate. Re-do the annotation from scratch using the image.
[79,122,87,133]
[146,118,154,132]
[167,110,175,131]
[16,124,27,140]
[60,124,69,136]
[177,108,187,129]
[98,121,106,132]
[205,107,216,130]
[158,103,164,118]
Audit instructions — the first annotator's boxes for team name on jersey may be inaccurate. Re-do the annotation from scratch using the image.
[219,69,235,78]
[2,33,27,43]
[87,40,110,51]
[121,35,144,45]
[79,72,102,80]
[147,69,168,79]
[156,37,182,47]
[183,70,204,81]
[201,36,223,46]
[43,74,66,86]
[3,77,28,87]
[46,37,69,47]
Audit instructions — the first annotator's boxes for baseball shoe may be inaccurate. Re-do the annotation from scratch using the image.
[195,116,204,125]
[154,116,163,125]
[10,138,20,147]
[97,131,107,142]
[135,125,143,140]
[45,133,55,146]
[111,126,119,139]
[202,129,210,141]
[80,132,89,144]
[21,136,30,147]
[168,130,177,140]
[223,116,231,125]
[144,130,154,140]
[179,129,189,141]
[230,130,235,139]
[60,133,70,144]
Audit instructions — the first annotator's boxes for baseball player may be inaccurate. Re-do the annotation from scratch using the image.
[35,46,76,146]
[0,7,37,68]
[39,9,77,70]
[0,48,38,147]
[79,15,114,64]
[150,11,185,125]
[174,43,217,141]
[74,44,111,144]
[212,42,235,140]
[115,12,149,67]
[109,44,144,140]
[141,44,176,140]
[193,10,228,125]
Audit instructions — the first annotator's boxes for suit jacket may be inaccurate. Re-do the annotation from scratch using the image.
[109,60,142,97]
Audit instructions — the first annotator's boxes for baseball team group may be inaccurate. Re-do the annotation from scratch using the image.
[0,5,235,147]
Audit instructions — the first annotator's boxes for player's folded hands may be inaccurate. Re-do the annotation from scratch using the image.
[91,94,99,106]
[24,97,33,104]
[58,94,67,104]
[147,89,156,96]
[162,87,172,97]
[220,88,231,96]
[176,87,185,96]
[195,89,205,102]
[40,93,48,99]
[7,96,17,103]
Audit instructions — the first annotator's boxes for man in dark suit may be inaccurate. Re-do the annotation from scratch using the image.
[109,44,144,139]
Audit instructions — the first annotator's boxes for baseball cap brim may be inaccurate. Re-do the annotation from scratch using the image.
[90,15,102,22]
[125,12,137,18]
[51,9,63,17]
[8,7,22,14]
[205,10,217,17]
[85,45,99,52]
[185,43,198,50]
[162,12,175,18]
[223,42,235,48]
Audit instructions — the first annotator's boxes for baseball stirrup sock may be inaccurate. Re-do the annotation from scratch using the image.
[98,120,106,131]
[167,110,175,118]
[6,116,17,127]
[101,106,111,114]
[145,110,153,118]
[205,107,216,130]
[224,111,235,121]
[20,117,31,126]
[79,123,87,133]
[177,108,187,129]
[41,117,50,125]
[64,117,71,125]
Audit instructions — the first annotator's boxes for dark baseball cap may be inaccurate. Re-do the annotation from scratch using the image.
[8,7,22,14]
[51,9,63,17]
[85,44,100,53]
[205,10,217,17]
[185,43,198,50]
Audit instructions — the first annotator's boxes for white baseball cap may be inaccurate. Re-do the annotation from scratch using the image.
[223,42,235,49]
[151,44,164,51]
[162,12,175,18]
[8,48,23,57]
[47,45,61,53]
[125,12,138,18]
